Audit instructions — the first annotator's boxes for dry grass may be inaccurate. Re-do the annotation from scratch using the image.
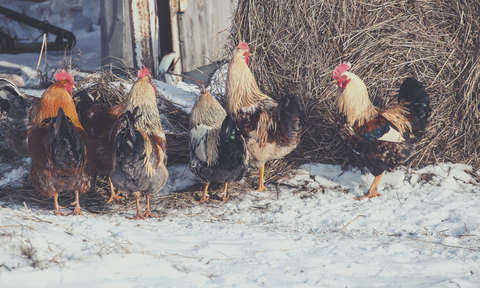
[226,0,480,168]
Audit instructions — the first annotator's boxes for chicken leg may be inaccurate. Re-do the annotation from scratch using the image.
[219,182,229,202]
[53,194,65,216]
[106,177,123,204]
[199,183,210,203]
[68,190,84,216]
[142,194,157,218]
[128,193,144,220]
[355,173,383,200]
[258,165,267,192]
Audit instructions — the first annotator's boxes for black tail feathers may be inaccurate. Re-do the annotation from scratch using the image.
[75,90,96,122]
[218,115,246,169]
[277,93,304,140]
[0,78,31,132]
[114,107,144,164]
[398,77,431,122]
[0,78,25,113]
[47,107,85,170]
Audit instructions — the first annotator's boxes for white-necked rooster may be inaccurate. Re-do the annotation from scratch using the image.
[333,62,431,200]
[189,87,248,202]
[226,42,303,191]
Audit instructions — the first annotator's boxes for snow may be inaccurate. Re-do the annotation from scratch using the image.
[1,163,480,287]
[1,1,480,287]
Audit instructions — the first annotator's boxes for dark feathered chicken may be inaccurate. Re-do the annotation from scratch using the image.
[333,62,431,200]
[189,88,248,202]
[76,90,126,203]
[0,79,38,157]
[110,67,168,219]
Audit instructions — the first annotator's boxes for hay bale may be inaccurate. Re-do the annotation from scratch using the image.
[227,0,480,168]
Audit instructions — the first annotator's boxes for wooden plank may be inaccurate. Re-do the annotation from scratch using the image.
[177,0,235,72]
[169,0,182,82]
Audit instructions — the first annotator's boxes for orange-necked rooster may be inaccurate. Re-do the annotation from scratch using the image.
[189,87,248,202]
[333,62,431,200]
[226,42,303,191]
[110,67,168,219]
[1,71,95,215]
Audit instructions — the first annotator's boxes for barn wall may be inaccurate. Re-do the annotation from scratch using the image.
[177,0,235,72]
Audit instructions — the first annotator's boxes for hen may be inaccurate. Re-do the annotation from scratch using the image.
[189,87,248,202]
[110,67,168,219]
[76,89,126,204]
[225,42,303,191]
[1,71,95,215]
[333,62,431,200]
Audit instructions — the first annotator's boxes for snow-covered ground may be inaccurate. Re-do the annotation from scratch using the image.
[1,163,480,287]
[1,1,480,287]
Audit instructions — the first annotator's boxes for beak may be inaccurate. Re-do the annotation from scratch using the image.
[72,84,75,89]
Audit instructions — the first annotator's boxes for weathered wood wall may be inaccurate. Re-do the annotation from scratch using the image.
[177,0,235,72]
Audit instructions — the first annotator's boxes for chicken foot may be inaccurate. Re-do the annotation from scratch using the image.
[257,165,268,192]
[68,190,84,216]
[219,182,229,202]
[142,194,157,218]
[106,177,123,204]
[53,194,65,216]
[128,193,145,220]
[199,183,210,203]
[355,173,383,200]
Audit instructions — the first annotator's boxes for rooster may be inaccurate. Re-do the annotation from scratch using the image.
[76,90,126,204]
[225,42,303,191]
[333,62,431,200]
[1,71,95,215]
[189,87,248,202]
[110,67,168,220]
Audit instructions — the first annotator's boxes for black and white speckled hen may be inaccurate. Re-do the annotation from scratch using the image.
[189,88,248,203]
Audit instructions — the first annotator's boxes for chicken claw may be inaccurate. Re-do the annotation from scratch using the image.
[106,178,124,204]
[68,207,84,216]
[198,183,210,203]
[53,194,65,216]
[354,174,383,200]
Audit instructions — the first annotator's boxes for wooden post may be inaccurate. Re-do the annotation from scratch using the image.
[100,0,159,77]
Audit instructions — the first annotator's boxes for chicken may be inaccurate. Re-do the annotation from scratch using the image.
[333,62,431,200]
[189,87,248,202]
[76,90,126,204]
[225,42,303,191]
[110,67,168,220]
[1,71,95,215]
[0,79,39,157]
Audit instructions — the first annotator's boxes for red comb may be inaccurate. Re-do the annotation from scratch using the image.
[333,62,351,80]
[54,69,74,84]
[138,66,151,79]
[238,42,250,53]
